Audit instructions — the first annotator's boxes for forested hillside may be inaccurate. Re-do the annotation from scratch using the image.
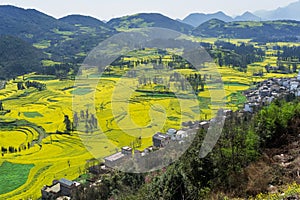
[0,35,43,79]
[0,6,116,62]
[107,13,193,34]
[192,19,300,42]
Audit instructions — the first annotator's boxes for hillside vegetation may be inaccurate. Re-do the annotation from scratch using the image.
[0,35,43,79]
[0,6,116,62]
[192,19,300,42]
[107,13,193,33]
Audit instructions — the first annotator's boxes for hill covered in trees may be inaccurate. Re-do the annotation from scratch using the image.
[2,5,300,65]
[192,19,300,42]
[0,5,73,43]
[0,5,116,62]
[0,35,43,79]
[2,5,300,79]
[107,13,193,34]
[59,15,113,30]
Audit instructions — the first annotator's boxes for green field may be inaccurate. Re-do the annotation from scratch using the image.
[71,87,93,95]
[0,162,34,195]
[23,112,43,118]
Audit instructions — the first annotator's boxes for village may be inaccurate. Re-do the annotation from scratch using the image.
[243,71,300,113]
[41,72,300,200]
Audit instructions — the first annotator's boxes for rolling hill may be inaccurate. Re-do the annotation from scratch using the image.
[182,11,233,27]
[0,5,116,62]
[192,19,300,41]
[107,13,193,34]
[0,5,75,43]
[59,14,115,32]
[2,5,300,65]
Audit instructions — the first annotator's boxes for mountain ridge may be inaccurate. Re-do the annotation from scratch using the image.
[107,13,193,34]
[254,0,300,21]
[192,19,300,41]
[234,11,261,21]
[2,5,300,63]
[59,14,113,30]
[0,5,117,62]
[182,11,233,27]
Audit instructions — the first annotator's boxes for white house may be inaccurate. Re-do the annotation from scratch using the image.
[290,81,299,91]
[297,71,300,81]
[176,130,188,140]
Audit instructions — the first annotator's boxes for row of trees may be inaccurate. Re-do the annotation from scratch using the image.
[1,142,31,156]
[41,62,79,80]
[105,50,194,77]
[277,46,300,60]
[60,110,98,134]
[17,80,46,91]
[25,80,46,91]
[136,72,208,94]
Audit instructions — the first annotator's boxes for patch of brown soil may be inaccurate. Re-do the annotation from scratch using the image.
[244,116,300,196]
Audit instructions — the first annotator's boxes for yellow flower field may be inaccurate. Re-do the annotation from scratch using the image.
[0,40,298,198]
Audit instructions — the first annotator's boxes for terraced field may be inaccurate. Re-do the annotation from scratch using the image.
[0,75,94,199]
[0,40,298,199]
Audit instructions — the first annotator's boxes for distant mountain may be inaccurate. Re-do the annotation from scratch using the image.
[107,13,193,34]
[254,0,300,21]
[192,19,300,41]
[0,5,116,62]
[182,11,233,27]
[234,12,261,21]
[0,35,43,79]
[2,4,300,68]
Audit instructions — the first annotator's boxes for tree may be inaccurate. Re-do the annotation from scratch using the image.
[63,115,72,133]
[73,112,79,128]
[17,82,24,90]
[293,63,297,73]
[0,101,3,111]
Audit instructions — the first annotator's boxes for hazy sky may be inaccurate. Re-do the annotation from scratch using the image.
[0,0,297,21]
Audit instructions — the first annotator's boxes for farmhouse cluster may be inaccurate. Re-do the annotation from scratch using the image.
[41,113,230,199]
[103,123,208,168]
[243,72,300,113]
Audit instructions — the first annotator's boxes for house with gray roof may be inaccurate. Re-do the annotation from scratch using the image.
[104,152,125,168]
[41,178,80,199]
[152,133,170,148]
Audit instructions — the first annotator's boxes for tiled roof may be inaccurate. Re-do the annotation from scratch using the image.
[104,152,125,162]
